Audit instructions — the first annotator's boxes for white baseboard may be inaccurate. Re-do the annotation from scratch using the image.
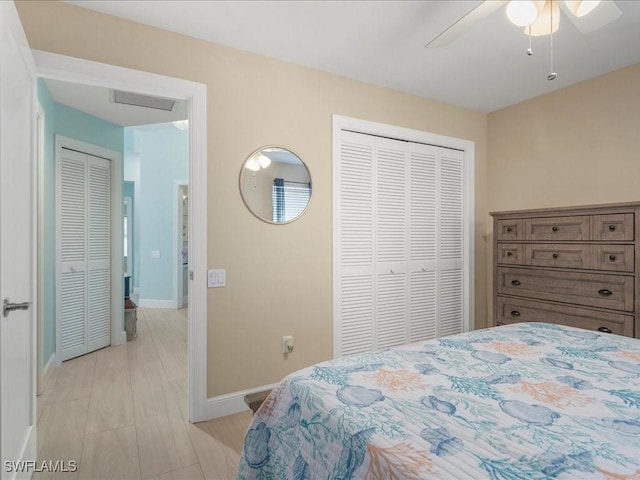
[137,298,174,308]
[43,352,57,375]
[205,382,279,420]
[113,329,127,345]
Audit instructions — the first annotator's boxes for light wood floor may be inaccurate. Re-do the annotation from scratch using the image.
[36,308,252,480]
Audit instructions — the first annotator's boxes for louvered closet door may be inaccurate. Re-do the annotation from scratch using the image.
[58,148,111,361]
[408,144,438,342]
[87,155,111,352]
[438,147,464,336]
[336,131,466,357]
[336,131,375,355]
[58,149,88,360]
[375,137,408,349]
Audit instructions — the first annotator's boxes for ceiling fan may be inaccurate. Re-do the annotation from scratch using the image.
[425,0,622,48]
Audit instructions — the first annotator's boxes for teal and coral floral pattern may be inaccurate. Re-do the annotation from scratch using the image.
[238,323,640,479]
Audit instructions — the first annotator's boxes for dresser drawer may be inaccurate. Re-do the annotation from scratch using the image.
[593,214,634,241]
[497,267,635,312]
[525,216,590,241]
[526,244,594,270]
[595,245,634,272]
[496,219,523,241]
[497,244,524,265]
[497,296,634,337]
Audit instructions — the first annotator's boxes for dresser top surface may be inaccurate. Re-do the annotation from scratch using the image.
[490,201,640,218]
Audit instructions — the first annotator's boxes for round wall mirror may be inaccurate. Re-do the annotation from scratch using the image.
[240,146,312,224]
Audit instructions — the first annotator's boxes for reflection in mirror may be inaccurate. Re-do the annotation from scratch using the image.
[240,146,311,224]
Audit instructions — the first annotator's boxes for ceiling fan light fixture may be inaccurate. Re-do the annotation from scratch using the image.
[526,0,560,36]
[506,0,543,26]
[245,157,261,172]
[565,0,601,17]
[257,153,271,169]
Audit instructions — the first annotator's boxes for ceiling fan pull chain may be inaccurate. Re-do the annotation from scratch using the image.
[548,0,557,80]
[527,25,533,56]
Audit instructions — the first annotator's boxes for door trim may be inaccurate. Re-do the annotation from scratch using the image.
[34,50,208,422]
[55,135,123,359]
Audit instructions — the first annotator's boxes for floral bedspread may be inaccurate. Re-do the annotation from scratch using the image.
[237,323,640,479]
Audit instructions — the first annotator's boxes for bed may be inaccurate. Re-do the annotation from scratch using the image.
[237,323,640,479]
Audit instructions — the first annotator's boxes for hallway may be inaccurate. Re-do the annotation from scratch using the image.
[36,308,251,480]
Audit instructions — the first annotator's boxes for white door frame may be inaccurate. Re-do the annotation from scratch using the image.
[35,100,45,395]
[33,50,209,422]
[173,180,188,309]
[55,135,124,358]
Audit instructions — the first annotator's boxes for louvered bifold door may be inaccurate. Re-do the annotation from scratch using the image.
[87,155,111,352]
[408,144,438,342]
[57,147,111,361]
[438,147,464,337]
[58,149,88,361]
[336,131,375,356]
[375,137,408,350]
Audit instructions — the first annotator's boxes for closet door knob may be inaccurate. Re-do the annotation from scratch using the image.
[511,280,521,286]
[598,327,612,334]
[598,289,613,297]
[609,225,616,231]
[609,255,617,261]
[510,310,521,317]
[552,226,558,232]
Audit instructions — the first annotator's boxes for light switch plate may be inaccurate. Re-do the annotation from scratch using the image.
[208,269,226,288]
[151,250,161,259]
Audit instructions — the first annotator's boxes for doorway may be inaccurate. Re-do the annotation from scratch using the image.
[34,50,209,422]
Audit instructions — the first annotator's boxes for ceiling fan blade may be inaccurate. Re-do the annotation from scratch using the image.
[425,1,507,48]
[560,0,621,34]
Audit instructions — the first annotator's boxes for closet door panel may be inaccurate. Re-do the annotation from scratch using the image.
[58,149,88,361]
[375,138,408,347]
[438,148,465,337]
[408,144,438,342]
[87,156,111,351]
[337,132,375,356]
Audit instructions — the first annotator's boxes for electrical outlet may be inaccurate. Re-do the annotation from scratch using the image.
[282,335,294,354]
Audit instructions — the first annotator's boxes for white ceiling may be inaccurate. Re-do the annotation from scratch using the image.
[44,78,188,127]
[63,1,640,113]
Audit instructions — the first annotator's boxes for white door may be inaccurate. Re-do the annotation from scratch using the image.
[57,148,111,361]
[0,1,37,478]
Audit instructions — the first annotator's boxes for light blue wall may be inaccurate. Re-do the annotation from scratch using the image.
[128,124,188,302]
[37,79,124,363]
[37,79,56,364]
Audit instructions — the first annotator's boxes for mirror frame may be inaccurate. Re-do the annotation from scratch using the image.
[239,145,312,225]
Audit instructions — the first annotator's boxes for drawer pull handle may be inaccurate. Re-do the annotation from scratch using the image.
[506,251,513,257]
[609,254,617,261]
[506,227,513,233]
[511,280,521,286]
[510,310,521,317]
[598,289,613,296]
[552,253,559,259]
[598,327,612,334]
[609,225,616,231]
[552,226,558,232]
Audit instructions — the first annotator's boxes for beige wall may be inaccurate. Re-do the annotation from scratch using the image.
[17,1,488,397]
[487,63,640,321]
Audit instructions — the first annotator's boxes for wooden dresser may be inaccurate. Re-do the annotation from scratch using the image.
[491,202,640,338]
